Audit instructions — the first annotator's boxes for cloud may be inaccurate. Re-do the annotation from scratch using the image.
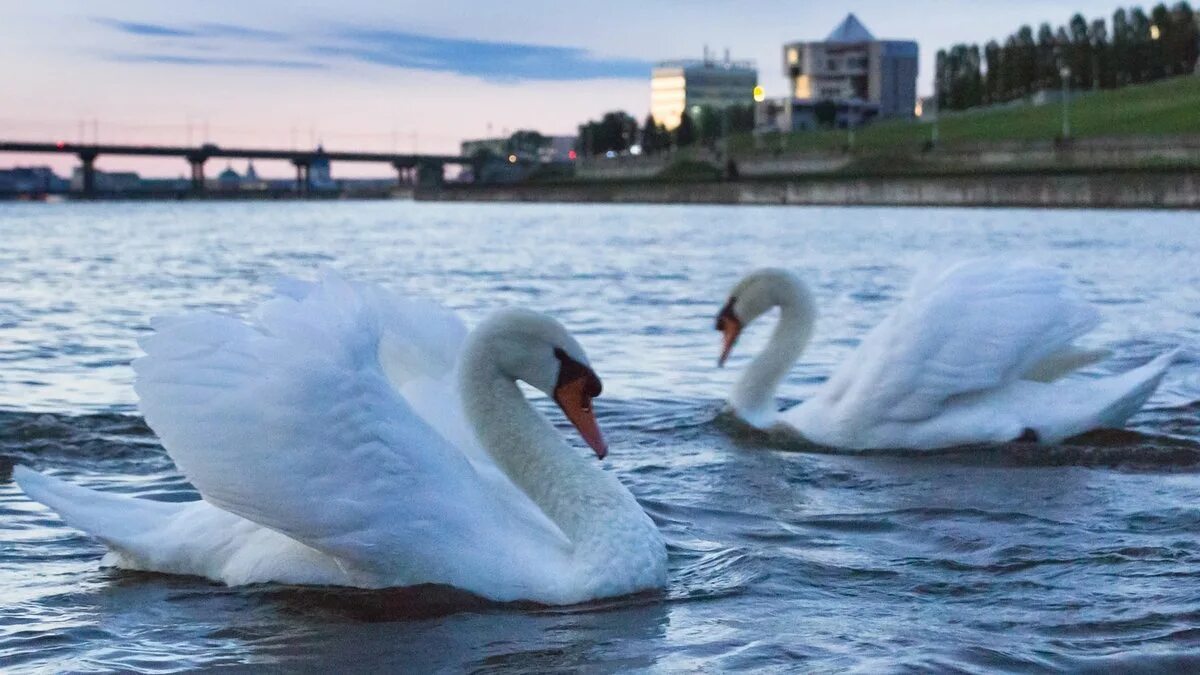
[191,23,288,41]
[93,17,651,81]
[112,53,324,70]
[93,18,197,38]
[313,29,652,81]
[92,17,284,41]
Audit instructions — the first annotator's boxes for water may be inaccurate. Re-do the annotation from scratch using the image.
[1,201,1199,672]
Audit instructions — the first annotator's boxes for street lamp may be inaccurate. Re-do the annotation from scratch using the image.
[1059,64,1072,140]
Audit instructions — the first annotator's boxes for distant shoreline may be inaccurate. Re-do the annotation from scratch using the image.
[419,167,1200,211]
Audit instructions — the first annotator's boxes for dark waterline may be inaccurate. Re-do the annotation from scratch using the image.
[1,201,1198,672]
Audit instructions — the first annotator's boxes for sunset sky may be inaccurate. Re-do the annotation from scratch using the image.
[3,0,1135,177]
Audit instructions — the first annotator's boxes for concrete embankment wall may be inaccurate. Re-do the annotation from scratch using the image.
[573,136,1200,182]
[421,171,1200,210]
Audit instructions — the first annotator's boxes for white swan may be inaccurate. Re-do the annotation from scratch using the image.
[715,261,1180,450]
[15,273,666,605]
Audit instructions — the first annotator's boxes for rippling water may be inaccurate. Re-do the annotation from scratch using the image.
[2,201,1199,672]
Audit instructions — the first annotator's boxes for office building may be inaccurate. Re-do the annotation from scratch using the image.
[651,49,758,130]
[766,14,918,131]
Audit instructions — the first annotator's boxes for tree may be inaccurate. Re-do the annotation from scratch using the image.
[1016,25,1038,95]
[927,3,1195,112]
[1175,2,1199,74]
[696,106,723,146]
[674,111,696,148]
[727,104,756,133]
[1068,14,1093,88]
[640,114,669,155]
[1037,23,1059,90]
[984,40,1003,102]
[1113,8,1133,85]
[640,113,658,154]
[1151,3,1172,78]
[576,111,637,156]
[1131,8,1152,82]
[935,49,948,108]
[1001,36,1021,100]
[1089,19,1111,89]
[506,130,545,159]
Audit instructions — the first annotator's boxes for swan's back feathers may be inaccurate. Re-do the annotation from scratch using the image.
[826,260,1101,424]
[133,273,567,584]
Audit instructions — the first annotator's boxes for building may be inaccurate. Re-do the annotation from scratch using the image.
[537,136,576,163]
[0,167,68,195]
[757,98,880,132]
[651,49,758,130]
[217,163,241,189]
[766,14,917,131]
[461,134,576,163]
[241,161,267,191]
[461,138,509,160]
[69,168,141,192]
[309,146,335,190]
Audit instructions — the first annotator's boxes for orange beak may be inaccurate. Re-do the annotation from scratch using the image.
[554,376,607,459]
[552,348,607,459]
[716,298,742,367]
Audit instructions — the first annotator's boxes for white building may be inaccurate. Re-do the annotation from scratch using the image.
[781,14,919,121]
[651,50,758,130]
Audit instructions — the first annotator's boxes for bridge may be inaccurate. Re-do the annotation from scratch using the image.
[0,141,473,196]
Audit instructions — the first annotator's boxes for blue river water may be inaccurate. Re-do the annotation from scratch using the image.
[1,201,1199,672]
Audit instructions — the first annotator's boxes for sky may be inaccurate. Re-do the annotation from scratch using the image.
[2,0,1138,177]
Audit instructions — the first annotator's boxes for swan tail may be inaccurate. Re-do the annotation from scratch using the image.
[13,466,183,554]
[1090,348,1181,429]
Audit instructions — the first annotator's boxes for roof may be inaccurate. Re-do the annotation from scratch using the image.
[654,59,756,72]
[825,13,875,43]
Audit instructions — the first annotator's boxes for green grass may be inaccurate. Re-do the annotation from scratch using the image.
[728,75,1200,157]
[657,159,723,181]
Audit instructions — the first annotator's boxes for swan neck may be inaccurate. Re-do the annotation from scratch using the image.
[732,279,816,425]
[458,343,625,544]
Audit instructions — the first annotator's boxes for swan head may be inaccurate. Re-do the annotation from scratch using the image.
[474,308,607,458]
[715,268,801,367]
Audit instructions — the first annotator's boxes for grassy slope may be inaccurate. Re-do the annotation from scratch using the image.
[729,75,1200,155]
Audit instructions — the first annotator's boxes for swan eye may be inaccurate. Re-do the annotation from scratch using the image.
[716,296,738,330]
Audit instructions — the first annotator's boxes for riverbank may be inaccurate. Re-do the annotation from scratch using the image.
[419,167,1200,210]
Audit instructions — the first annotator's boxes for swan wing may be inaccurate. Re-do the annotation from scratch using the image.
[272,273,488,461]
[824,260,1100,423]
[133,273,567,583]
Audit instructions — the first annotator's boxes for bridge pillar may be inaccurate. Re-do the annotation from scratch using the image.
[187,156,207,193]
[78,151,97,197]
[392,161,414,187]
[292,159,310,196]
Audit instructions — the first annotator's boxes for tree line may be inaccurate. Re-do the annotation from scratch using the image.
[936,2,1199,110]
[576,104,755,157]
